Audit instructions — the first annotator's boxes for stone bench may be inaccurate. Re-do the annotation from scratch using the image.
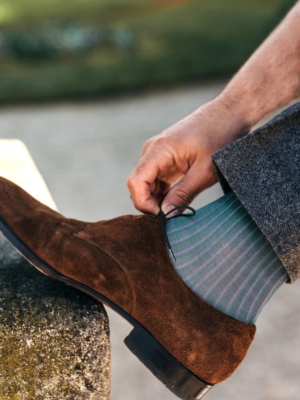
[0,140,110,400]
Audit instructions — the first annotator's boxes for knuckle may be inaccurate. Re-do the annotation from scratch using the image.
[126,176,135,189]
[153,136,166,146]
[143,138,153,149]
[175,188,193,205]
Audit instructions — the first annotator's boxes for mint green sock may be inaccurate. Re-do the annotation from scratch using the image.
[166,192,288,324]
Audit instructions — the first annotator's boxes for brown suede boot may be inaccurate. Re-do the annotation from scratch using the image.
[0,177,255,400]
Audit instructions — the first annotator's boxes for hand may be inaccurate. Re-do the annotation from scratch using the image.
[127,98,250,215]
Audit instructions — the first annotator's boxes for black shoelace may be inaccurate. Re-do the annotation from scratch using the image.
[155,205,196,262]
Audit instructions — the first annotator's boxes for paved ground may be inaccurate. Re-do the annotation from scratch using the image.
[0,82,299,400]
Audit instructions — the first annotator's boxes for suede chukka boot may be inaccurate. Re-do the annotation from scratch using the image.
[0,177,256,400]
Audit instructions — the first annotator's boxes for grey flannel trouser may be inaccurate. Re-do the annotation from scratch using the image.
[212,102,300,283]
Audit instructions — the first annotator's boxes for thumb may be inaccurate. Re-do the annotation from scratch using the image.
[161,168,202,215]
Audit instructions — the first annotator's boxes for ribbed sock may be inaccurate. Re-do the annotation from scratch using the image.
[166,191,288,324]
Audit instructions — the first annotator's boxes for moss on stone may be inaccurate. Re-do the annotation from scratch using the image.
[0,257,110,400]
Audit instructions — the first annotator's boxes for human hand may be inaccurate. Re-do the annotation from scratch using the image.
[127,98,250,215]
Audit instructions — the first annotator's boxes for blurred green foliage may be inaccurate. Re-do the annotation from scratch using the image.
[0,0,296,103]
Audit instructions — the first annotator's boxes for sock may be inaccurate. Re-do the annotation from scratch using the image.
[166,191,288,324]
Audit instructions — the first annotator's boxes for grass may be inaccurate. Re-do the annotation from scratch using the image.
[0,0,296,104]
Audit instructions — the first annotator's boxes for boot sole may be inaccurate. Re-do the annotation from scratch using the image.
[0,217,212,400]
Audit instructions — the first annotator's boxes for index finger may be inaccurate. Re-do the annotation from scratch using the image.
[127,156,160,215]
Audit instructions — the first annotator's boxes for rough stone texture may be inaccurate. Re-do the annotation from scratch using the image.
[0,248,111,400]
[0,140,111,400]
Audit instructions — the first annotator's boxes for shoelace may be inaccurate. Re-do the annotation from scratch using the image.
[155,205,196,262]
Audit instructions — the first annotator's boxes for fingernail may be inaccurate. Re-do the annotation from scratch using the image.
[165,205,180,217]
[166,205,175,212]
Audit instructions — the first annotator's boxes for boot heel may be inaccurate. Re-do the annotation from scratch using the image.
[124,325,212,400]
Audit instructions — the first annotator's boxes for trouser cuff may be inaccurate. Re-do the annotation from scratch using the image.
[212,102,300,283]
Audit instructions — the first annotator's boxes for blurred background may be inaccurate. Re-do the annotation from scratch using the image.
[0,0,300,399]
[0,0,296,103]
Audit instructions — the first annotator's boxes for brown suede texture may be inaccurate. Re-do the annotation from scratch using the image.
[0,178,132,312]
[0,177,256,385]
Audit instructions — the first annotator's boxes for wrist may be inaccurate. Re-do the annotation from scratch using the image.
[215,80,273,131]
[212,95,253,138]
[194,98,252,150]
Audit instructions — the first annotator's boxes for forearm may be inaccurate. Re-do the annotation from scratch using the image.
[216,1,300,131]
